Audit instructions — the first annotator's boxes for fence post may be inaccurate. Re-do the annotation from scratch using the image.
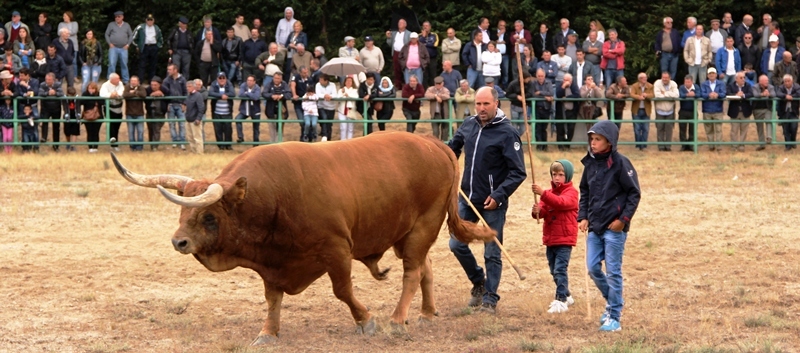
[692,100,699,154]
[277,100,283,143]
[362,99,369,136]
[771,98,778,145]
[12,98,18,144]
[105,98,111,146]
[448,98,454,140]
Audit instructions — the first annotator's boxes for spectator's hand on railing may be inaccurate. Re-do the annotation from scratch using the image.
[787,95,794,101]
[408,95,415,103]
[709,92,719,99]
[324,94,332,101]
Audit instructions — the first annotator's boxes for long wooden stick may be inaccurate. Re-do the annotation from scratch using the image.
[583,229,592,320]
[516,48,539,223]
[457,188,526,281]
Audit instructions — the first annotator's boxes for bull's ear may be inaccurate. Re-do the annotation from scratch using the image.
[226,177,247,204]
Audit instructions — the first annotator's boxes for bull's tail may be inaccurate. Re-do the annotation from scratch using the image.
[427,137,497,243]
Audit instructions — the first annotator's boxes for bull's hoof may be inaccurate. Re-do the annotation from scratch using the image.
[389,320,407,335]
[251,334,279,346]
[417,315,434,326]
[355,317,376,335]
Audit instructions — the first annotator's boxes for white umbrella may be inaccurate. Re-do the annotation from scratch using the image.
[319,57,365,77]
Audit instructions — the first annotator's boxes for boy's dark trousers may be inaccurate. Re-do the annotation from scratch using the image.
[546,245,573,301]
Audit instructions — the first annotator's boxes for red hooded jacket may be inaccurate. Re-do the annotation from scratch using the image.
[533,180,579,246]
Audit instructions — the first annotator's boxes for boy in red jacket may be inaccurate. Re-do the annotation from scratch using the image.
[532,159,579,314]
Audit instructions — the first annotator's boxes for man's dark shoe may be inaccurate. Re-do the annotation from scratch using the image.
[479,302,496,315]
[468,280,486,307]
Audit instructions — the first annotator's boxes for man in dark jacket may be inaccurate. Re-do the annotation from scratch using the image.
[183,80,206,153]
[167,17,193,78]
[145,76,169,150]
[241,28,267,82]
[504,70,534,135]
[48,28,78,87]
[208,72,235,150]
[290,66,312,139]
[236,75,262,143]
[555,73,581,150]
[776,74,800,150]
[45,43,66,82]
[131,14,164,83]
[16,68,40,117]
[262,72,291,142]
[447,86,526,315]
[38,72,63,150]
[578,120,640,332]
[221,27,243,85]
[726,72,753,151]
[531,68,554,150]
[163,64,188,148]
[195,29,222,86]
[738,31,761,74]
[462,29,487,89]
[655,17,682,80]
[357,72,378,134]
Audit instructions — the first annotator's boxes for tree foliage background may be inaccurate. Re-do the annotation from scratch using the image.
[7,0,799,79]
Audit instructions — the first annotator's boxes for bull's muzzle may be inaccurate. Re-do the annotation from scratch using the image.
[172,237,192,254]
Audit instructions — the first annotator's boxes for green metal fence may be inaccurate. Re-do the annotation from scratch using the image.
[3,95,797,153]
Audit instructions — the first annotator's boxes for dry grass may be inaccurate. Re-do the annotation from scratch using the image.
[1,136,800,352]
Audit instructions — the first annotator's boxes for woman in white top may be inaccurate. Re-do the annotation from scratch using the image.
[481,41,502,85]
[337,76,359,140]
[587,20,606,43]
[58,11,79,79]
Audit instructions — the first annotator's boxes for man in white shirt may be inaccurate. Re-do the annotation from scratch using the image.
[569,49,598,89]
[386,19,410,89]
[553,44,572,87]
[477,17,490,44]
[653,72,680,151]
[762,35,784,83]
[131,14,163,83]
[706,19,727,64]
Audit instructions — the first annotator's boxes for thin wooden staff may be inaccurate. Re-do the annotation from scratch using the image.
[516,47,539,223]
[457,188,526,281]
[583,229,592,320]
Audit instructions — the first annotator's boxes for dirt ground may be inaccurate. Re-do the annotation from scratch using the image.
[2,116,800,353]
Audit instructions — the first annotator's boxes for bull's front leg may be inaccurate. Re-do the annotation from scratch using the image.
[251,282,284,346]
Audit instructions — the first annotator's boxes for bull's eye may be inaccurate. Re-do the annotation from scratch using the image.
[203,213,218,231]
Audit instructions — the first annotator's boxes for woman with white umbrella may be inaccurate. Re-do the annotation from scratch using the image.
[337,76,359,140]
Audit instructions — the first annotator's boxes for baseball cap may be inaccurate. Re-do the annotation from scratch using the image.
[707,67,717,74]
[410,32,419,39]
[179,16,188,24]
[364,35,373,42]
[485,77,495,84]
[11,11,20,17]
[434,76,444,84]
[114,11,124,16]
[146,14,154,21]
[217,72,227,79]
[344,36,354,42]
[769,34,779,42]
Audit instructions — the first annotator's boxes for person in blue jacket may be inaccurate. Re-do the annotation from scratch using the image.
[448,86,526,315]
[715,37,741,86]
[578,120,641,332]
[700,67,727,150]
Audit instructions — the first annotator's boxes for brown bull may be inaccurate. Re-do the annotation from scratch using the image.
[111,132,495,345]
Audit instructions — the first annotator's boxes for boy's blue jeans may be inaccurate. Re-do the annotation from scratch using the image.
[546,245,572,301]
[587,229,627,321]
[449,199,506,306]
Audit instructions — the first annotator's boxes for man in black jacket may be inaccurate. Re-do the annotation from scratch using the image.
[221,27,242,85]
[241,28,267,82]
[262,72,290,142]
[167,17,193,78]
[504,71,534,135]
[447,86,526,315]
[195,29,222,86]
[776,74,800,150]
[145,76,169,150]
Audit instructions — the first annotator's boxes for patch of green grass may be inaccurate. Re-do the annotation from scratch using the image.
[583,342,653,353]
[80,294,96,302]
[454,306,474,317]
[776,179,790,186]
[743,315,772,328]
[520,339,553,352]
[645,241,654,249]
[535,153,552,164]
[737,339,784,353]
[724,248,735,256]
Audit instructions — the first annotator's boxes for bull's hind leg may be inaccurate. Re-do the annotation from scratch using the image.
[390,230,436,327]
[327,257,375,335]
[252,284,284,345]
[418,255,437,323]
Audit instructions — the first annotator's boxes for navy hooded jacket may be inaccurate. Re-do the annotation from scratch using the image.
[578,120,641,235]
[448,108,527,210]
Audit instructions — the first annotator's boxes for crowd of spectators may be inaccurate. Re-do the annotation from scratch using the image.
[0,9,798,153]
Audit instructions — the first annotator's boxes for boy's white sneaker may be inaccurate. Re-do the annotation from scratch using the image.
[566,296,575,306]
[321,136,328,142]
[547,300,568,314]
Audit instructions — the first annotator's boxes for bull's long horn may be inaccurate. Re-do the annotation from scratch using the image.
[156,184,224,208]
[111,152,193,190]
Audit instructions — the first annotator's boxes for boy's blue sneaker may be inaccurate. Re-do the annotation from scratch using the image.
[599,310,609,325]
[599,317,621,332]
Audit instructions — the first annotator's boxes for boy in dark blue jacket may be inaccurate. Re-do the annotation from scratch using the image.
[578,120,641,332]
